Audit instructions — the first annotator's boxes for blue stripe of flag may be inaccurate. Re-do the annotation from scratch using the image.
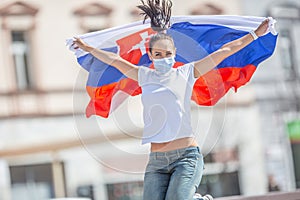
[169,22,277,68]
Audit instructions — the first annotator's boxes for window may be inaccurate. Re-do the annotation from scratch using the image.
[278,29,297,80]
[190,3,223,15]
[287,120,300,188]
[197,172,240,198]
[11,30,33,90]
[0,1,38,91]
[106,181,143,200]
[268,4,300,80]
[74,2,112,32]
[291,143,300,188]
[77,185,94,200]
[10,164,55,200]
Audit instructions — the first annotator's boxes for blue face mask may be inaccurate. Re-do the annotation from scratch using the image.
[153,56,176,73]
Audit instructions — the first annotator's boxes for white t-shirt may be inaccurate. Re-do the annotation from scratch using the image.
[138,63,197,144]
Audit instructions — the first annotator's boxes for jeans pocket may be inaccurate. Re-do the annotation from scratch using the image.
[146,156,167,172]
[181,151,199,167]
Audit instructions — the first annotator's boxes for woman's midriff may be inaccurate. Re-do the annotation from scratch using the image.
[151,137,198,152]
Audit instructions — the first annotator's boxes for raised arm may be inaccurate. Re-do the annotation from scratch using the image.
[193,18,270,78]
[72,38,139,81]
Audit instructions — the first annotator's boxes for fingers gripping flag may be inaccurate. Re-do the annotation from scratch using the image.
[67,15,278,118]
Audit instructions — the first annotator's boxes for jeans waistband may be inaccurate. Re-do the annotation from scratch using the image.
[150,146,201,158]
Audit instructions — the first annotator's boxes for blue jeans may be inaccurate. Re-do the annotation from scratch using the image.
[143,146,204,200]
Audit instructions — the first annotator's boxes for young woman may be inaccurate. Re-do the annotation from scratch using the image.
[72,1,269,199]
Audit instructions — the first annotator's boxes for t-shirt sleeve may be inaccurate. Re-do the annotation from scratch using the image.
[178,62,197,85]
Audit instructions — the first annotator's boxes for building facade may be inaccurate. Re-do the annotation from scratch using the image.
[240,0,300,192]
[0,0,298,200]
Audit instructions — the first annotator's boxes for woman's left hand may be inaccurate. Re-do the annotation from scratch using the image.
[255,18,270,37]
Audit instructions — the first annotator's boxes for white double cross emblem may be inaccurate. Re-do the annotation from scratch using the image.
[129,31,156,55]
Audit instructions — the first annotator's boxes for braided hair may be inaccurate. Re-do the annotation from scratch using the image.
[137,0,174,53]
[137,0,173,32]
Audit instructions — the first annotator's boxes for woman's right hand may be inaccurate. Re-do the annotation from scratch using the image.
[72,37,93,52]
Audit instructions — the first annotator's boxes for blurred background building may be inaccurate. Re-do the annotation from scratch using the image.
[0,0,299,200]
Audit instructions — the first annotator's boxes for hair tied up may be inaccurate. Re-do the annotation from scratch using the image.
[137,0,173,33]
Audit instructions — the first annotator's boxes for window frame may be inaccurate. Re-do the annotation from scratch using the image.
[10,29,34,91]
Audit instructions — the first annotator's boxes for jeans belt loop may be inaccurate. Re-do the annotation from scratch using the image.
[175,149,179,158]
[197,146,201,154]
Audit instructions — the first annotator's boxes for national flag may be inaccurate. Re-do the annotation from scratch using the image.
[66,15,278,118]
